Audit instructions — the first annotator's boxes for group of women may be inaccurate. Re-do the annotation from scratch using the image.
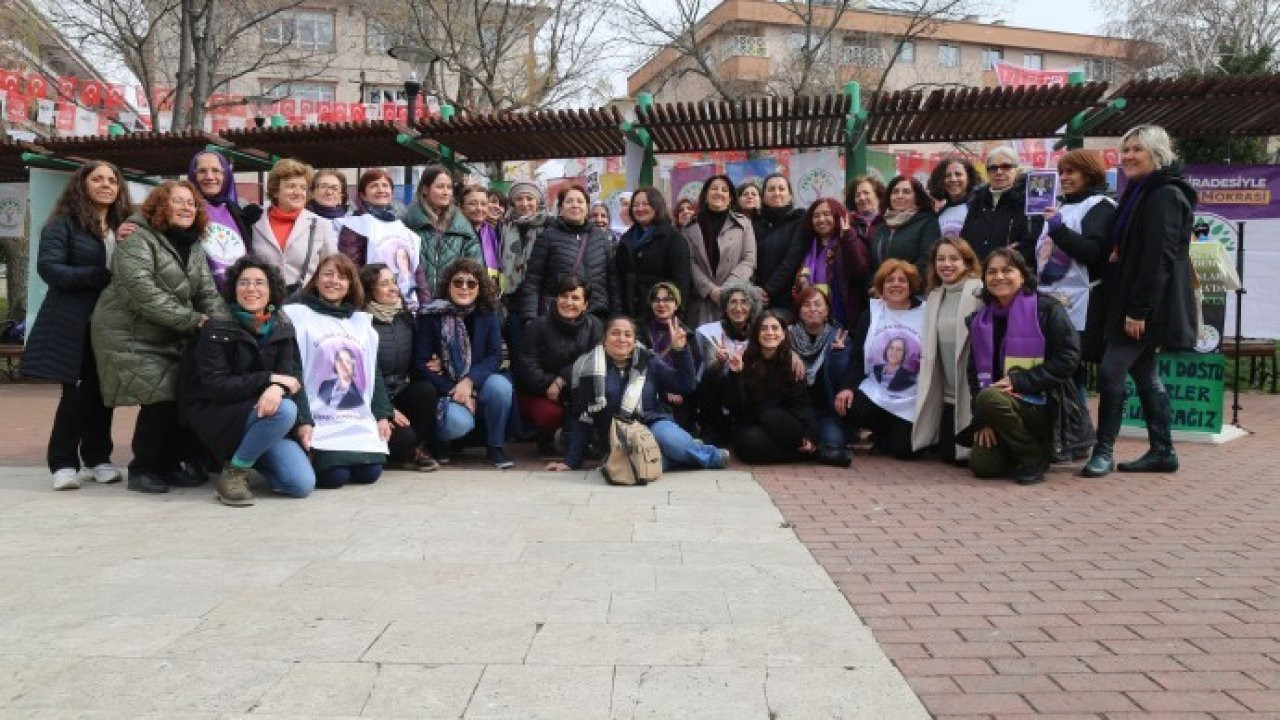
[21,122,1196,503]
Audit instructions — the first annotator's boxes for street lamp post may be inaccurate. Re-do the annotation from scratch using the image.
[388,45,441,205]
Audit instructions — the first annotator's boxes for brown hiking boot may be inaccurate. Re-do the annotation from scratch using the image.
[216,466,255,507]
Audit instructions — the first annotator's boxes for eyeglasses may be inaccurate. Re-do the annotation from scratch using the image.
[987,163,1017,172]
[451,278,479,289]
[236,279,269,288]
[315,184,342,192]
[652,296,675,304]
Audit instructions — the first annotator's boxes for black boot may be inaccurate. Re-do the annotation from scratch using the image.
[817,445,852,468]
[127,471,169,494]
[1119,387,1178,473]
[1081,445,1114,478]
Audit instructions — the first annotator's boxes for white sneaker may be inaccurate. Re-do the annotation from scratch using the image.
[52,468,81,491]
[87,463,123,484]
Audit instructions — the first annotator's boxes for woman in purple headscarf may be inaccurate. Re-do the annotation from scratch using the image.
[188,150,260,290]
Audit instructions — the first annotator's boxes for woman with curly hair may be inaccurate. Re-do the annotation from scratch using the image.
[24,161,133,490]
[927,157,979,237]
[414,258,515,468]
[725,310,819,465]
[180,257,315,505]
[91,180,226,493]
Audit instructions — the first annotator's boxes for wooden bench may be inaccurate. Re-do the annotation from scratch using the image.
[1222,338,1278,393]
[0,343,22,381]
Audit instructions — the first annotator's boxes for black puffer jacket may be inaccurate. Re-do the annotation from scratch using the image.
[870,210,940,280]
[965,293,1093,461]
[513,311,602,395]
[516,217,618,321]
[615,220,690,319]
[1102,164,1197,349]
[961,177,1043,266]
[751,206,806,309]
[372,310,415,399]
[22,214,114,384]
[179,316,311,463]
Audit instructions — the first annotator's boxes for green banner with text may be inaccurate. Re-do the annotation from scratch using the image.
[1122,351,1225,434]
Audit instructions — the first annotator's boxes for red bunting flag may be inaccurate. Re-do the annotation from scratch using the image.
[0,71,20,95]
[26,74,50,100]
[80,80,104,108]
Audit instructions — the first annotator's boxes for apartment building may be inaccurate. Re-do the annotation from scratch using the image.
[628,0,1146,103]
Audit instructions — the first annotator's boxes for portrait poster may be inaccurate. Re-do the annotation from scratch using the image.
[857,300,926,422]
[341,215,422,308]
[1024,170,1058,215]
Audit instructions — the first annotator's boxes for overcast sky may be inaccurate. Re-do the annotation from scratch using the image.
[1000,5,1109,35]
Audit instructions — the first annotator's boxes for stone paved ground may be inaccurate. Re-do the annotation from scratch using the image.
[754,394,1280,720]
[0,388,926,719]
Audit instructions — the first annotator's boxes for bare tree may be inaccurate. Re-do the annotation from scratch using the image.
[1098,0,1280,76]
[44,0,340,131]
[612,0,980,102]
[372,0,611,112]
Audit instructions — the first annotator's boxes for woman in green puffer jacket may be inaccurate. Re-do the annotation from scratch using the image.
[401,165,482,302]
[91,180,226,494]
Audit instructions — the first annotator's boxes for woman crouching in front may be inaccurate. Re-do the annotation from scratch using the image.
[963,249,1092,484]
[181,257,315,505]
[546,316,730,473]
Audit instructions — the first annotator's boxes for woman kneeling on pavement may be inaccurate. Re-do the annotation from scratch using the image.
[962,249,1092,484]
[284,254,393,488]
[546,316,730,473]
[181,257,315,505]
[725,310,820,465]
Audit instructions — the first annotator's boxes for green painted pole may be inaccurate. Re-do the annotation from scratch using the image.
[844,81,868,184]
[635,91,656,187]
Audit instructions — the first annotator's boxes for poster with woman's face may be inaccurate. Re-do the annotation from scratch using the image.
[1036,235,1073,285]
[868,329,921,392]
[309,338,368,412]
[202,222,246,289]
[369,232,418,300]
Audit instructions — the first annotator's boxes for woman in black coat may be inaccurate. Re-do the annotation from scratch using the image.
[751,173,807,313]
[516,185,618,323]
[724,310,819,465]
[870,176,940,280]
[513,275,603,455]
[960,147,1043,265]
[360,262,440,472]
[23,161,133,490]
[179,257,314,506]
[1083,125,1197,478]
[615,187,690,320]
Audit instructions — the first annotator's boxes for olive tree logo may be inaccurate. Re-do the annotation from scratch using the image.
[1194,212,1236,253]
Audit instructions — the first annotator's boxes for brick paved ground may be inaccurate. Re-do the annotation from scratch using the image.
[755,394,1280,720]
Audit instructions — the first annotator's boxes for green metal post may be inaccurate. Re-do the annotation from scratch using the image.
[635,92,656,187]
[107,123,125,137]
[844,81,868,184]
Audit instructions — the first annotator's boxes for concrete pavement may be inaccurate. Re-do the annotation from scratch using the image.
[0,464,928,719]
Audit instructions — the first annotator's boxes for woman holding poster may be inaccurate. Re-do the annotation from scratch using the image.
[283,254,392,489]
[1038,149,1115,358]
[833,260,926,460]
[338,169,426,309]
[1084,125,1197,478]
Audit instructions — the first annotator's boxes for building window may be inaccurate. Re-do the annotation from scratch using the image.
[264,83,335,102]
[366,18,404,55]
[722,34,767,59]
[366,86,406,104]
[979,47,1003,70]
[1084,58,1114,81]
[263,11,335,52]
[939,44,960,68]
[1023,52,1044,70]
[895,39,915,63]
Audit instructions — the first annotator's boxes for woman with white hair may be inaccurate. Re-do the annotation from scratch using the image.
[1083,125,1197,478]
[960,146,1042,265]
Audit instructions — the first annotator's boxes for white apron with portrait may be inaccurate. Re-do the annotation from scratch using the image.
[1036,194,1113,331]
[858,299,926,422]
[339,214,422,304]
[283,303,388,454]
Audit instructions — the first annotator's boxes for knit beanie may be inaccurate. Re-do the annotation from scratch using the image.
[648,281,683,309]
[508,181,544,207]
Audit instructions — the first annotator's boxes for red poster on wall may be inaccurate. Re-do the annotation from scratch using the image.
[56,77,77,102]
[56,102,75,134]
[5,93,29,123]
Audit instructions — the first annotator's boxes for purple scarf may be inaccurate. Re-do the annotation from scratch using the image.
[477,221,501,272]
[969,290,1045,392]
[1109,174,1149,257]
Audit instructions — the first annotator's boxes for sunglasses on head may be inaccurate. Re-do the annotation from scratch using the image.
[451,278,479,289]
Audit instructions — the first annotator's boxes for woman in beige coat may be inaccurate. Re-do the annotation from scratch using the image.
[250,158,338,292]
[682,175,757,325]
[912,236,983,464]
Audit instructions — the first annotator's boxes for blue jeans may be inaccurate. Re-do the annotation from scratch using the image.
[816,411,848,449]
[231,400,315,498]
[649,419,721,470]
[438,374,513,448]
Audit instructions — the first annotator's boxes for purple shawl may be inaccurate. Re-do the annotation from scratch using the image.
[188,151,237,205]
[969,290,1045,391]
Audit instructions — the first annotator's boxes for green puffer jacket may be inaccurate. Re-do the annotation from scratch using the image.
[91,216,226,406]
[402,200,481,300]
